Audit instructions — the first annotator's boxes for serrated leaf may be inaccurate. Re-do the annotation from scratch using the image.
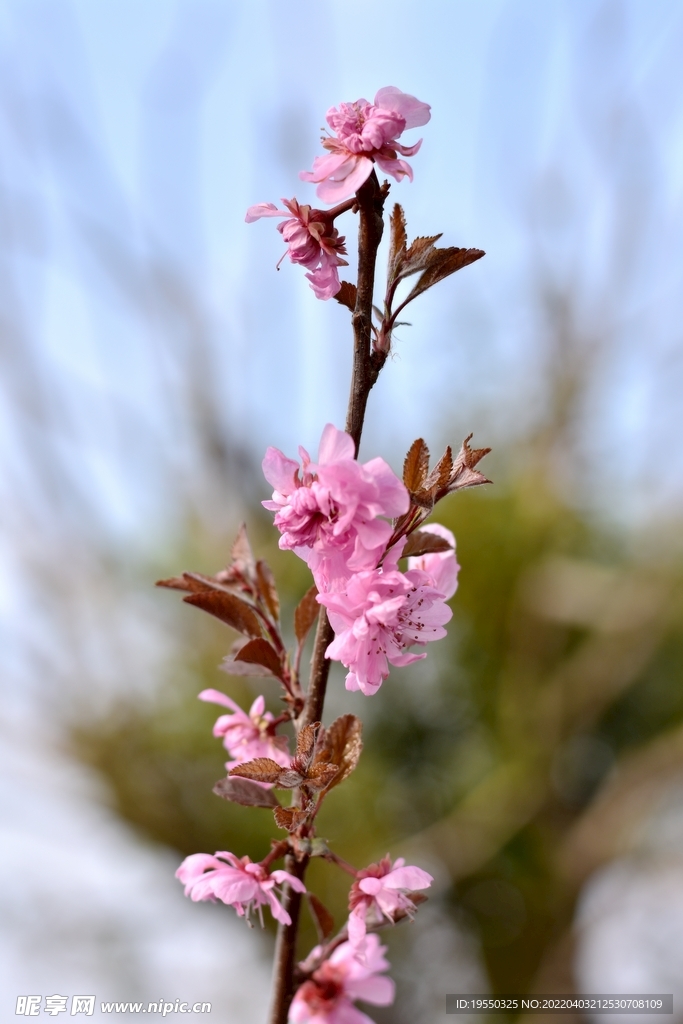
[221,638,275,677]
[315,714,363,792]
[213,776,280,808]
[233,637,283,679]
[335,281,357,311]
[183,590,262,637]
[255,560,280,621]
[296,722,320,766]
[449,434,492,491]
[388,203,407,284]
[294,585,320,645]
[402,531,454,558]
[305,761,340,790]
[273,806,307,832]
[424,445,453,492]
[229,758,284,784]
[403,438,430,492]
[404,247,485,304]
[398,233,443,280]
[308,894,335,939]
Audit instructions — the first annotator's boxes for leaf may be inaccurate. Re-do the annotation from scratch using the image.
[231,523,256,578]
[402,531,454,558]
[424,445,453,492]
[404,247,485,304]
[315,714,363,791]
[308,894,335,940]
[213,776,280,808]
[305,761,340,790]
[398,234,443,280]
[183,590,262,638]
[388,203,407,284]
[335,281,357,312]
[256,559,280,621]
[273,806,308,832]
[294,585,320,645]
[449,434,492,491]
[403,438,430,492]
[229,758,285,785]
[233,637,284,679]
[295,722,321,767]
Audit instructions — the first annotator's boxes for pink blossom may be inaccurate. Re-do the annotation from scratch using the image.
[318,562,452,696]
[300,86,431,203]
[199,690,290,770]
[406,523,460,600]
[289,934,394,1024]
[245,198,348,299]
[262,424,408,590]
[348,856,433,947]
[176,851,305,926]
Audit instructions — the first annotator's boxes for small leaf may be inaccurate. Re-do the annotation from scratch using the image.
[231,523,256,578]
[255,560,280,622]
[398,233,442,280]
[335,281,357,312]
[402,531,454,558]
[156,572,221,594]
[449,434,492,491]
[229,758,284,784]
[183,591,262,637]
[213,776,280,808]
[308,894,335,939]
[315,714,363,792]
[403,438,430,492]
[294,585,320,645]
[424,445,453,492]
[296,722,320,766]
[305,762,340,790]
[387,203,407,284]
[220,655,274,678]
[273,806,307,832]
[233,637,284,679]
[404,247,485,304]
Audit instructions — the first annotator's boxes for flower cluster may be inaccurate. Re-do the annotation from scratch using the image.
[199,689,290,772]
[176,852,304,926]
[290,934,394,1024]
[247,86,430,299]
[263,423,458,695]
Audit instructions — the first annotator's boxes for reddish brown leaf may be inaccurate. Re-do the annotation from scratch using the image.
[156,572,214,594]
[449,434,492,491]
[273,806,307,832]
[399,234,443,280]
[335,281,357,312]
[220,656,274,678]
[308,894,335,939]
[229,758,284,784]
[275,767,306,789]
[294,585,320,645]
[403,438,430,492]
[305,762,340,790]
[405,247,485,304]
[402,530,454,558]
[387,203,407,284]
[183,590,262,637]
[213,776,280,808]
[315,714,363,791]
[424,445,453,492]
[231,522,256,578]
[233,637,283,679]
[255,559,280,621]
[296,722,320,766]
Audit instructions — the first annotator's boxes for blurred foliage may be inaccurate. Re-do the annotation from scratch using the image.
[70,454,683,997]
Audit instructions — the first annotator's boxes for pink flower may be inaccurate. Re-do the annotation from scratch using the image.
[300,86,431,203]
[289,934,394,1024]
[245,198,348,299]
[262,424,408,590]
[199,690,290,770]
[406,523,460,600]
[176,851,305,926]
[318,562,452,696]
[348,856,433,947]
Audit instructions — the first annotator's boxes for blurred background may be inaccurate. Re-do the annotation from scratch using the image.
[2,0,683,1020]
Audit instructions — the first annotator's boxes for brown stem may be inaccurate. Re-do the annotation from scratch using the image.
[268,171,388,1024]
[268,852,309,1024]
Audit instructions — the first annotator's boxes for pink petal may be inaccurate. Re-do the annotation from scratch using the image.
[317,424,355,465]
[262,447,300,493]
[198,689,242,712]
[383,865,433,890]
[270,870,307,893]
[345,975,395,1006]
[373,155,413,183]
[315,157,374,203]
[245,202,287,223]
[374,87,431,129]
